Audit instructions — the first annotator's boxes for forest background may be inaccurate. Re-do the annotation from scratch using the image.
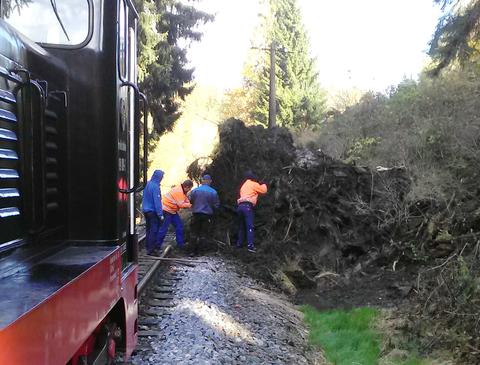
[134,0,480,362]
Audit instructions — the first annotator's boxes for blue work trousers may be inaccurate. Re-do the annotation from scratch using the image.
[236,203,255,249]
[157,211,185,247]
[145,212,161,254]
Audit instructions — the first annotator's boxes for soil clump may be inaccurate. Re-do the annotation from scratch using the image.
[187,119,410,289]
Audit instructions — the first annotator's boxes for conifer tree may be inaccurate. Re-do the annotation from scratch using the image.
[134,0,213,134]
[429,0,480,75]
[245,0,326,129]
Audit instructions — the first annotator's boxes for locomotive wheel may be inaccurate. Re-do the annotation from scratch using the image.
[86,323,120,365]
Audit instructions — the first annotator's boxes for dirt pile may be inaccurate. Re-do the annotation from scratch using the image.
[187,119,410,286]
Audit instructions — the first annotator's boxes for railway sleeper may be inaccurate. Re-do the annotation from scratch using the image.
[143,308,172,317]
[148,299,175,307]
[153,286,174,292]
[138,318,159,326]
[137,330,163,337]
[150,293,174,300]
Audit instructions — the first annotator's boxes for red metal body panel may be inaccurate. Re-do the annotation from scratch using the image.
[122,265,138,356]
[0,247,138,365]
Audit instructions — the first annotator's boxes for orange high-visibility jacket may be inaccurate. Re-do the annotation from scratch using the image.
[237,179,267,206]
[162,185,192,214]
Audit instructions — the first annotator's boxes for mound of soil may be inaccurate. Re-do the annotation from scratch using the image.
[187,119,410,286]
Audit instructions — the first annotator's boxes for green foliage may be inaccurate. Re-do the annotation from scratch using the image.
[243,0,326,129]
[302,306,381,365]
[346,137,382,164]
[220,87,257,125]
[134,0,213,134]
[429,0,480,75]
[310,67,480,201]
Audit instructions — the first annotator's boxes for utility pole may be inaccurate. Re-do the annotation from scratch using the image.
[268,41,276,129]
[252,41,278,128]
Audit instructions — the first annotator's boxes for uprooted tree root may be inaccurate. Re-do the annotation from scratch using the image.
[187,119,410,287]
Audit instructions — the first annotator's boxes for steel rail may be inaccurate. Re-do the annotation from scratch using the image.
[138,242,172,295]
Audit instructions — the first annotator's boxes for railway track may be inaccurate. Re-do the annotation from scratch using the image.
[137,232,178,296]
[121,233,196,364]
[137,244,172,294]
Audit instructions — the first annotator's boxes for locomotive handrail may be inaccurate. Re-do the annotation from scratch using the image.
[137,92,148,192]
[11,69,48,234]
[28,80,48,234]
[118,80,141,194]
[0,66,23,83]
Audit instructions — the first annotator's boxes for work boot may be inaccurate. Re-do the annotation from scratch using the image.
[247,247,256,253]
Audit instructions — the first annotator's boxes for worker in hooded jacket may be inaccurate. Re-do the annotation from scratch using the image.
[157,179,194,249]
[236,171,268,253]
[142,170,165,255]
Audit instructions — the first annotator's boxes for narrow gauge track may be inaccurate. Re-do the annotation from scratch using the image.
[137,241,172,294]
[120,233,195,364]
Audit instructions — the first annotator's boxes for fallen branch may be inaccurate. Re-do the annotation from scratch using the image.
[416,253,457,290]
[282,216,294,242]
[314,271,340,285]
[314,271,339,280]
[147,257,208,264]
[212,238,227,246]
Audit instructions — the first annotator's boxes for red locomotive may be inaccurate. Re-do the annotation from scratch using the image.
[0,1,147,363]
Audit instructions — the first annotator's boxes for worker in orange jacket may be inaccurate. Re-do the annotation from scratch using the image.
[155,180,193,252]
[236,171,267,253]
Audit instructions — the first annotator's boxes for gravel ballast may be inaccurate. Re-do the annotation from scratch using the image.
[130,256,323,365]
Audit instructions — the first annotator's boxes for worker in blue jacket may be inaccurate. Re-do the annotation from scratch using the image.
[189,174,220,254]
[142,170,164,255]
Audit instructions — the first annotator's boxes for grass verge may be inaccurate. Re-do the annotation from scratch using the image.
[301,306,430,365]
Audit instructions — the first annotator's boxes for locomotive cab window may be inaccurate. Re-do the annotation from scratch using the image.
[1,0,90,46]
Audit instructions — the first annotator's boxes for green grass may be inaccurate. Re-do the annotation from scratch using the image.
[301,306,428,365]
[302,306,381,365]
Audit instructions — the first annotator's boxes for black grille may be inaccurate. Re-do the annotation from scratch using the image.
[0,84,22,246]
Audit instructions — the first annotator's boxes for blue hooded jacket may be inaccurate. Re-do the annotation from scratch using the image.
[142,170,164,217]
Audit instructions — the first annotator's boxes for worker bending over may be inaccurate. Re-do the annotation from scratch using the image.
[156,180,193,251]
[189,174,220,254]
[236,171,267,253]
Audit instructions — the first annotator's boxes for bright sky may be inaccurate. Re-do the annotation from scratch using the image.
[187,0,442,92]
